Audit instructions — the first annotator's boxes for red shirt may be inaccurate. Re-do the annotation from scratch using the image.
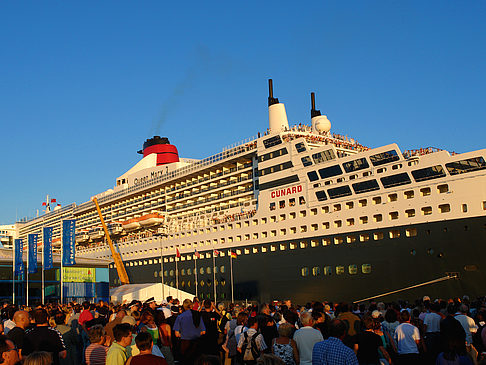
[79,310,94,326]
[131,354,168,365]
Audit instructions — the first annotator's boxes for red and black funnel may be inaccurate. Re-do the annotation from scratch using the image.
[137,136,180,165]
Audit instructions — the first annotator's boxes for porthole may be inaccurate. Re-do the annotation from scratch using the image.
[348,265,358,275]
[200,267,204,275]
[181,269,186,276]
[154,271,158,278]
[220,265,225,273]
[221,279,226,286]
[427,248,434,255]
[336,266,345,275]
[206,267,212,274]
[323,266,332,275]
[410,249,416,256]
[200,280,205,287]
[169,270,174,276]
[362,264,372,274]
[312,266,320,276]
[301,267,309,277]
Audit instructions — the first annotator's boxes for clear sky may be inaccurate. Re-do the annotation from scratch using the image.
[1,1,485,224]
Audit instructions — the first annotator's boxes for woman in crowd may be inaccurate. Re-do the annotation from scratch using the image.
[271,322,298,365]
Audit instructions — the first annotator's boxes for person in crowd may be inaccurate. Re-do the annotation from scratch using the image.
[0,335,20,365]
[200,300,221,356]
[337,304,361,349]
[78,302,94,328]
[106,323,133,365]
[272,322,299,365]
[293,312,323,365]
[85,325,109,365]
[173,299,206,365]
[23,308,67,365]
[126,332,168,365]
[436,315,473,365]
[7,310,30,358]
[454,305,478,350]
[354,315,392,365]
[313,311,330,340]
[393,310,421,364]
[23,351,52,365]
[257,353,286,365]
[423,301,443,363]
[3,307,17,335]
[67,305,81,327]
[54,311,80,365]
[237,316,267,365]
[381,309,399,341]
[155,310,175,365]
[312,319,359,365]
[225,311,249,364]
[105,310,126,341]
[258,304,279,352]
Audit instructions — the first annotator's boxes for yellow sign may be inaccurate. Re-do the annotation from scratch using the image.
[62,267,96,283]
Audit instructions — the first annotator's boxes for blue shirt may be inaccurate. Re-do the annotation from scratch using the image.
[312,337,358,365]
[173,310,206,340]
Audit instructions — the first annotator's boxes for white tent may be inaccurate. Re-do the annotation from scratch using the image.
[110,283,193,304]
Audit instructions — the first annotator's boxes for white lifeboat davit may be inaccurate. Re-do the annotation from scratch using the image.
[139,213,164,227]
[75,231,89,243]
[88,227,104,240]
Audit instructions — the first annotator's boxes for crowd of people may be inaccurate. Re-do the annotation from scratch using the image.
[0,295,485,365]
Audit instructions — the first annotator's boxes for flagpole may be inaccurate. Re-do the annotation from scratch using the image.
[230,252,234,303]
[26,238,29,307]
[42,227,45,305]
[212,251,216,302]
[60,221,63,305]
[12,240,15,305]
[194,253,198,298]
[175,249,179,300]
[159,241,164,301]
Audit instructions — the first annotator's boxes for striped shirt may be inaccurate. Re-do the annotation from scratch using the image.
[85,343,108,365]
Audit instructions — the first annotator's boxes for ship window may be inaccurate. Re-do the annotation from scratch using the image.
[392,163,402,170]
[370,150,400,166]
[373,196,382,205]
[301,267,309,277]
[446,157,486,175]
[374,232,384,240]
[279,201,285,209]
[280,229,286,236]
[259,147,288,162]
[300,210,306,217]
[307,171,319,182]
[323,238,331,246]
[295,142,306,153]
[348,265,358,275]
[373,214,382,222]
[388,193,398,202]
[346,202,354,209]
[301,156,313,167]
[311,239,319,246]
[347,235,356,243]
[422,206,432,215]
[290,242,297,249]
[252,219,258,226]
[322,222,330,229]
[404,190,414,199]
[343,158,369,173]
[360,216,368,224]
[406,209,415,217]
[261,246,267,253]
[336,266,345,275]
[390,229,400,239]
[323,266,332,275]
[312,266,320,276]
[181,269,185,276]
[380,173,411,188]
[187,268,192,276]
[359,199,367,207]
[270,216,276,223]
[406,228,417,237]
[328,185,352,199]
[439,204,451,213]
[318,165,343,179]
[290,212,296,219]
[312,149,335,164]
[437,184,449,193]
[270,230,276,237]
[279,214,285,221]
[270,202,276,211]
[362,264,372,274]
[322,206,330,213]
[311,208,317,215]
[263,136,282,148]
[360,234,370,242]
[169,269,174,276]
[300,226,307,233]
[462,204,468,213]
[389,211,399,220]
[346,218,355,226]
[420,187,431,196]
[311,224,318,231]
[483,201,486,210]
[334,204,341,211]
[334,236,344,245]
[377,167,386,173]
[412,165,446,182]
[334,220,342,228]
[259,161,293,176]
[290,226,296,234]
[299,196,306,205]
[252,247,258,254]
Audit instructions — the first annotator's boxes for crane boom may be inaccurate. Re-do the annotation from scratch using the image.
[92,197,130,285]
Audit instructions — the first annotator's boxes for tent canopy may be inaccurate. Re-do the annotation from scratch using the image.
[110,283,193,304]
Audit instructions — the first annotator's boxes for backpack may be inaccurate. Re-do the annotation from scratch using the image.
[226,320,238,357]
[218,310,231,333]
[241,331,259,362]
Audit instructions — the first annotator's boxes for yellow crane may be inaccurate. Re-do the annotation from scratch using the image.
[92,197,130,285]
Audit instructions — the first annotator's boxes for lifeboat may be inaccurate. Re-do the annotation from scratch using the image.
[107,222,123,235]
[139,213,164,227]
[75,231,89,243]
[88,227,104,240]
[122,218,141,231]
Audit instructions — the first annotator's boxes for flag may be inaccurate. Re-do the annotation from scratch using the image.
[62,220,76,266]
[43,227,53,270]
[176,248,181,258]
[51,199,56,203]
[28,234,38,274]
[230,251,237,259]
[14,239,23,276]
[194,249,200,259]
[42,202,47,206]
[214,249,220,257]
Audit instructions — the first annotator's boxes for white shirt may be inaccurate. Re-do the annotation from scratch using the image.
[3,319,15,334]
[293,326,324,365]
[424,312,441,333]
[394,322,420,354]
[455,314,477,345]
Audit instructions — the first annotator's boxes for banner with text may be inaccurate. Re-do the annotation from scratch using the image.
[62,267,96,282]
[62,220,76,266]
[14,239,23,276]
[28,234,38,274]
[43,227,53,270]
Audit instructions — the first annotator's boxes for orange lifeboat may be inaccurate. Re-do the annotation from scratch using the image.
[139,213,164,227]
[122,218,141,231]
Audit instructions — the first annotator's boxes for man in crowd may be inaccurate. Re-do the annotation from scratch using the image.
[394,310,421,364]
[336,304,360,349]
[6,310,30,359]
[312,319,358,365]
[105,309,126,340]
[200,300,221,356]
[126,332,168,365]
[0,335,20,365]
[237,316,267,364]
[106,323,133,365]
[22,308,67,365]
[173,299,206,364]
[79,301,94,327]
[294,311,323,365]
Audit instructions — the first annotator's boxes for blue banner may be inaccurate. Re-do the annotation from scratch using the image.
[28,234,38,274]
[43,227,53,270]
[62,220,76,266]
[14,239,23,276]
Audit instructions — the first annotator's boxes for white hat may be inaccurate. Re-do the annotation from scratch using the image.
[371,310,381,319]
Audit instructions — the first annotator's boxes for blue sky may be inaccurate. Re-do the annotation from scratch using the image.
[1,1,485,224]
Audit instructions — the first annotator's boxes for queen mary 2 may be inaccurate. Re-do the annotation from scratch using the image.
[18,80,486,303]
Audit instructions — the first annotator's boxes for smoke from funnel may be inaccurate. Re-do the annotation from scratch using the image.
[149,46,210,136]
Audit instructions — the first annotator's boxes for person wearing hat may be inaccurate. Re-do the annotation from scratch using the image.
[105,310,126,341]
[144,298,157,312]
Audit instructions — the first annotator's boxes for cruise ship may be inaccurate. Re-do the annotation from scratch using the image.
[18,80,486,303]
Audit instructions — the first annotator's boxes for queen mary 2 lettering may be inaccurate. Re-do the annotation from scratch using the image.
[17,80,486,303]
[271,185,303,199]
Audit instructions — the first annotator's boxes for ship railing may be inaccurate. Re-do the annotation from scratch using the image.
[403,147,453,159]
[17,203,77,225]
[281,130,369,152]
[75,136,258,213]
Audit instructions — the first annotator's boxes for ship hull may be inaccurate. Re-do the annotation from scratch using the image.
[110,215,486,303]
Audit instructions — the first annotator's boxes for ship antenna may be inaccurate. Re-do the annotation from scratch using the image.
[311,92,321,118]
[268,79,279,106]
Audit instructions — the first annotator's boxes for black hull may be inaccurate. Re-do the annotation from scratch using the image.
[111,215,486,303]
